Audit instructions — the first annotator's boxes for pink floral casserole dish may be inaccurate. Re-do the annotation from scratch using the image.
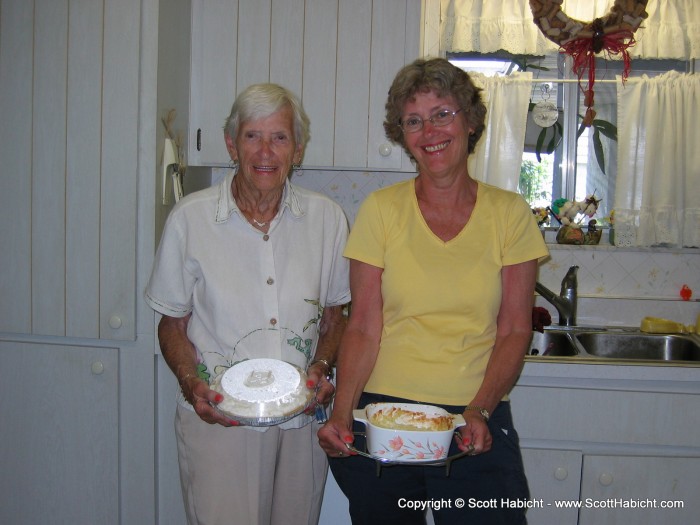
[352,403,467,463]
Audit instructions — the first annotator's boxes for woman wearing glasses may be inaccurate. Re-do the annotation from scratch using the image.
[318,58,548,524]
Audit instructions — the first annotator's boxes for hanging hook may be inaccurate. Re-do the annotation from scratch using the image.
[540,82,553,101]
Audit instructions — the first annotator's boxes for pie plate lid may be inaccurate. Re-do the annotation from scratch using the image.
[211,358,315,426]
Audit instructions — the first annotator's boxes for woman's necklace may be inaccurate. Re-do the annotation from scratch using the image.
[231,180,279,229]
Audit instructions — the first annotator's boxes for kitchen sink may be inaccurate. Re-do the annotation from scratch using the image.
[575,331,700,362]
[527,328,700,363]
[528,330,579,357]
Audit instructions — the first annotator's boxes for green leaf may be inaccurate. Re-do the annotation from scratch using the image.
[592,119,618,141]
[546,129,560,154]
[576,119,587,139]
[535,128,547,162]
[553,120,563,139]
[533,121,563,162]
[592,129,606,174]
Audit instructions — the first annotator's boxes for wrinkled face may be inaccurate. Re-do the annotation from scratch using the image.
[225,105,303,192]
[401,90,471,179]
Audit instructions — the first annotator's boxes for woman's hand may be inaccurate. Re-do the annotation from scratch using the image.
[181,375,241,427]
[303,363,336,421]
[456,412,492,455]
[317,413,356,458]
[159,314,238,426]
[305,361,336,405]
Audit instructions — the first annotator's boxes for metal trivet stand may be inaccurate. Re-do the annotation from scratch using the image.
[345,431,474,477]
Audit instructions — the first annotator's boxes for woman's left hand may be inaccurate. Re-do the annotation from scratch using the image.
[456,412,492,455]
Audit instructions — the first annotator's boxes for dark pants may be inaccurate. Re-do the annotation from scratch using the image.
[329,393,529,525]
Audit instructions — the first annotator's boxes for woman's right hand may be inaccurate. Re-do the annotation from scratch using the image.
[317,414,356,458]
[181,376,240,427]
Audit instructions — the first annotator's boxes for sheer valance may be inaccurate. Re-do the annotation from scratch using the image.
[441,0,700,59]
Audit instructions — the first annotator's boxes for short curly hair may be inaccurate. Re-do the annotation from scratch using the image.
[384,58,487,161]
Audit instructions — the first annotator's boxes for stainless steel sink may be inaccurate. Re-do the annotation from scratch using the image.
[527,328,700,363]
[575,331,700,362]
[528,330,579,357]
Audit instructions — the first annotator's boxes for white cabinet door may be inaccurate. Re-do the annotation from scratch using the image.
[365,0,417,171]
[301,0,339,168]
[185,0,421,170]
[0,0,139,340]
[0,341,119,523]
[521,448,582,525]
[188,0,239,166]
[579,455,700,525]
[188,0,307,166]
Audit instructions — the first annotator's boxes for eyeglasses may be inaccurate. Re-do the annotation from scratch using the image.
[399,108,463,133]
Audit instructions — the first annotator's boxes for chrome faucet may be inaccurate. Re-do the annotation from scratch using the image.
[535,265,579,327]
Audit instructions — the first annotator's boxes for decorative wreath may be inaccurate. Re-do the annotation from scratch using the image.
[529,0,649,126]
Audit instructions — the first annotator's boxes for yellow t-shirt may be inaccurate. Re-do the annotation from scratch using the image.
[344,179,549,405]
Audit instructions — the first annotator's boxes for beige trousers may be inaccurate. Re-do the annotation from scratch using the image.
[175,405,328,525]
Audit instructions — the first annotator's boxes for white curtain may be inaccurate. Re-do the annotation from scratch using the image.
[441,0,700,59]
[615,71,700,247]
[467,72,533,191]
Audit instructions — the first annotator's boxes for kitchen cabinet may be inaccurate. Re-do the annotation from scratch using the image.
[519,449,700,525]
[579,455,699,525]
[0,0,140,340]
[520,448,583,524]
[0,340,119,523]
[509,361,700,524]
[165,0,421,171]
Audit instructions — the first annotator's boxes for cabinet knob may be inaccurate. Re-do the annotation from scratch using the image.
[109,315,123,329]
[91,361,105,375]
[598,472,614,486]
[554,467,568,481]
[378,143,392,157]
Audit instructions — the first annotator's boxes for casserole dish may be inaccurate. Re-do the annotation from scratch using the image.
[351,402,467,463]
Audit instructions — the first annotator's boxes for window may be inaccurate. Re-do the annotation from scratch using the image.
[449,52,691,222]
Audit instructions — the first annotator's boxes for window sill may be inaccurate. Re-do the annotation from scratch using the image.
[544,243,700,254]
[541,228,699,253]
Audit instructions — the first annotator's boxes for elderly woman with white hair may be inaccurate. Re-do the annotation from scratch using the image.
[145,83,350,525]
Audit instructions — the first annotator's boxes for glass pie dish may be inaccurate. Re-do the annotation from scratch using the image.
[210,358,316,426]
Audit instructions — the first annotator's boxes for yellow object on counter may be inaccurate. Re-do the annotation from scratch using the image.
[640,316,695,334]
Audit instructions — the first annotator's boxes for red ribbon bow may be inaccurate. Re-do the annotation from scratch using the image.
[561,24,636,124]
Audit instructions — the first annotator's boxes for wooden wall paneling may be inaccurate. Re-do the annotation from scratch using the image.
[421,0,442,58]
[0,0,33,333]
[301,0,339,167]
[66,0,103,338]
[32,0,68,336]
[99,0,140,340]
[334,0,372,169]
